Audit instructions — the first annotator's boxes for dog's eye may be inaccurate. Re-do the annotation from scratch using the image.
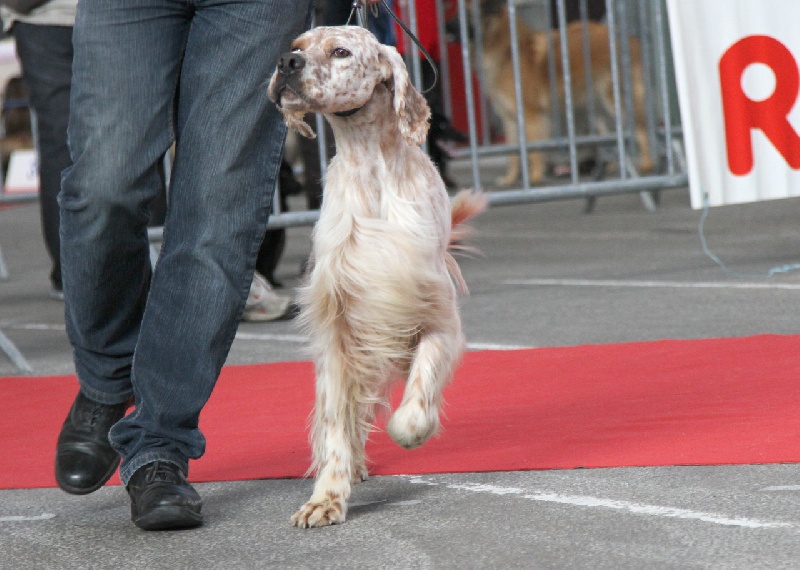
[332,47,351,59]
[291,47,302,53]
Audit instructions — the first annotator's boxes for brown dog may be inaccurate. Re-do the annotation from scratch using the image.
[477,0,653,185]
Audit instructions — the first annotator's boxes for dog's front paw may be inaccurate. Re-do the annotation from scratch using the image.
[291,494,346,528]
[387,400,440,450]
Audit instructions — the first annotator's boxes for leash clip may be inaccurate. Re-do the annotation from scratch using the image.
[346,0,372,27]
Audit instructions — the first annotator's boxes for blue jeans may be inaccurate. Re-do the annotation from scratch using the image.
[13,22,73,291]
[60,0,312,485]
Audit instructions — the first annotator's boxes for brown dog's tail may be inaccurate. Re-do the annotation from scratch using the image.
[447,190,488,295]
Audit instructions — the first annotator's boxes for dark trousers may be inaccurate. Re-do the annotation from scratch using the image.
[13,22,74,291]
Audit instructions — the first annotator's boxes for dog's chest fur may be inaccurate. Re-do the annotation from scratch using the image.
[301,145,450,353]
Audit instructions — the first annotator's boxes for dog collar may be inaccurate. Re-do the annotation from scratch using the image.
[334,106,363,117]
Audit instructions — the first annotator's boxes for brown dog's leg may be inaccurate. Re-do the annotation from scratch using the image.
[498,117,522,187]
[525,111,550,183]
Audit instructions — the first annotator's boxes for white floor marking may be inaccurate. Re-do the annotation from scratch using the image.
[0,513,55,523]
[234,332,527,352]
[349,499,421,508]
[504,278,800,291]
[233,332,308,343]
[466,342,531,351]
[405,477,793,530]
[761,485,800,492]
[5,324,311,344]
[446,483,524,496]
[4,323,65,331]
[521,492,791,529]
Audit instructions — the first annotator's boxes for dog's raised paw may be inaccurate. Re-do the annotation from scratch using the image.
[291,496,346,528]
[386,399,440,450]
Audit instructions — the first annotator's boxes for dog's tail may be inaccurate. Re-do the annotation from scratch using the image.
[447,190,488,295]
[450,190,488,245]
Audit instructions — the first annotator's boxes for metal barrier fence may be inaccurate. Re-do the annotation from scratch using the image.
[268,0,688,228]
[1,0,690,232]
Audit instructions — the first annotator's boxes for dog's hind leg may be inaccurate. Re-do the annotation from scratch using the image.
[387,319,464,450]
[497,116,522,187]
[524,111,549,183]
[632,83,654,175]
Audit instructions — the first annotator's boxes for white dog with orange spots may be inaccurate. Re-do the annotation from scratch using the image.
[268,25,486,528]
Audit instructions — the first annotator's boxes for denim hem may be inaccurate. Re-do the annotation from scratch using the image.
[119,453,189,487]
[78,382,134,406]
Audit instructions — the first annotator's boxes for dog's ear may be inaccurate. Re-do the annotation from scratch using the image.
[379,45,430,146]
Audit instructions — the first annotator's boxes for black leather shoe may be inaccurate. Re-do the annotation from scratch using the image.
[127,461,203,531]
[55,391,131,495]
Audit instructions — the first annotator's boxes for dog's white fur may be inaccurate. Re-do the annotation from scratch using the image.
[268,26,487,528]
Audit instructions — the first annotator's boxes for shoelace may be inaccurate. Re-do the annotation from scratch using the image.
[88,403,102,427]
[144,461,182,485]
[74,399,110,428]
[78,397,127,428]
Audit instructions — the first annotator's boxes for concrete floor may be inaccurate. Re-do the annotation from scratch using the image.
[3,179,800,568]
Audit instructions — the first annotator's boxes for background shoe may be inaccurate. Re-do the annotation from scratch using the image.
[55,392,131,495]
[127,461,203,531]
[242,272,292,322]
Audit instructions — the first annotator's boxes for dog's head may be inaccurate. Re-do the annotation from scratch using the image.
[268,26,430,146]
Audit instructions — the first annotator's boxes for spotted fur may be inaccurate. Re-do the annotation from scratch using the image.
[268,26,487,528]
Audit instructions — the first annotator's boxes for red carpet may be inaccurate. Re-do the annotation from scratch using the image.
[2,334,799,490]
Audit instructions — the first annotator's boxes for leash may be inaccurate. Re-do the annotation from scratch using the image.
[346,0,439,94]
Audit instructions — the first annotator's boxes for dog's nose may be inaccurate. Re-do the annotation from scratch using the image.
[277,52,306,76]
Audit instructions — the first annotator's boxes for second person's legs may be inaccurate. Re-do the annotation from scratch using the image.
[13,22,73,295]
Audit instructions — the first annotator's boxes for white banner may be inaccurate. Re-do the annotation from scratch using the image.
[667,0,800,208]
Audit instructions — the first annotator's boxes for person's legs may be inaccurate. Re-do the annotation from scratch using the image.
[108,0,312,485]
[12,22,73,294]
[61,0,189,406]
[56,0,193,497]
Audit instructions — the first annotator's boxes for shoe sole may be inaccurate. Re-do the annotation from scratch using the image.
[133,506,204,531]
[55,456,121,496]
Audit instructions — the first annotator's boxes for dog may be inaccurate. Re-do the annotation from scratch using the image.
[476,0,653,186]
[268,25,487,528]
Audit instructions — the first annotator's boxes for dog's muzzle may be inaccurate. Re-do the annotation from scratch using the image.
[272,51,306,107]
